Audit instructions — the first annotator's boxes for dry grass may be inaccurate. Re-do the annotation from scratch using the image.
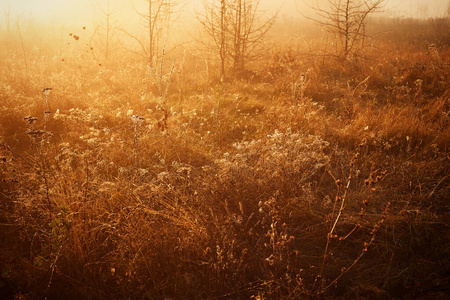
[0,18,449,300]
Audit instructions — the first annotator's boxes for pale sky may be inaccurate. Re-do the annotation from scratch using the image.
[1,0,449,27]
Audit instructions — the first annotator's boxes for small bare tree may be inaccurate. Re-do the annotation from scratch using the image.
[124,0,180,65]
[91,0,121,64]
[199,0,278,79]
[304,0,387,60]
[200,0,228,79]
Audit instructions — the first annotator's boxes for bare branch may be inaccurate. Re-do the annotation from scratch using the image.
[303,0,387,60]
[199,0,279,79]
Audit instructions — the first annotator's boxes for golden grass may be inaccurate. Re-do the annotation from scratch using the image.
[0,19,449,299]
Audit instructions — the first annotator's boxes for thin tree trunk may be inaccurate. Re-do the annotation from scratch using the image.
[344,0,350,59]
[105,0,110,62]
[234,0,242,76]
[149,0,153,64]
[220,0,226,79]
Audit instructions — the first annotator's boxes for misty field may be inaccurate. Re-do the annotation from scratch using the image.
[1,8,449,300]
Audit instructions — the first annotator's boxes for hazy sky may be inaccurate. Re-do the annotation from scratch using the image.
[2,0,449,27]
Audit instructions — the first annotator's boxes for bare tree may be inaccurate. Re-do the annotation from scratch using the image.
[199,0,228,79]
[101,0,113,62]
[304,0,387,60]
[124,0,180,65]
[91,0,121,64]
[199,0,278,79]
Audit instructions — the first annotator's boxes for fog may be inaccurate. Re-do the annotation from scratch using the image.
[2,0,449,29]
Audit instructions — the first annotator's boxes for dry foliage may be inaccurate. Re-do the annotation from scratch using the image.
[0,16,449,300]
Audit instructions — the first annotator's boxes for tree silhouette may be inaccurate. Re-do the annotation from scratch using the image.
[92,0,120,64]
[199,0,278,79]
[304,0,387,60]
[124,0,180,65]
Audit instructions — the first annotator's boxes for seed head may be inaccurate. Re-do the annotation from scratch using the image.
[24,116,38,125]
[42,88,52,95]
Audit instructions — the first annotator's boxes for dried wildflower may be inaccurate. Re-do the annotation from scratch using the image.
[131,114,145,125]
[24,116,38,126]
[42,88,52,95]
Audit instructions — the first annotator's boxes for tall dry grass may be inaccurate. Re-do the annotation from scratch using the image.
[1,18,449,299]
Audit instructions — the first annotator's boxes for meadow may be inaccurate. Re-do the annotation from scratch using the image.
[0,16,449,299]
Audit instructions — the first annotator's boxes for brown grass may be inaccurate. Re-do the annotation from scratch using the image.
[0,18,449,300]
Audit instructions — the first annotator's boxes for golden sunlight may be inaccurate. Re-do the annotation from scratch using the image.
[0,0,449,299]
